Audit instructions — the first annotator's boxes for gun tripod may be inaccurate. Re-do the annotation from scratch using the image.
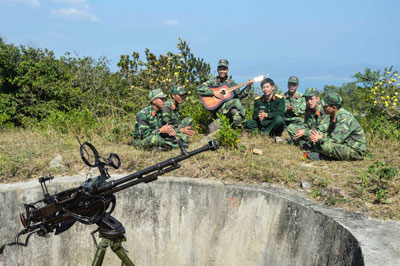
[91,214,135,266]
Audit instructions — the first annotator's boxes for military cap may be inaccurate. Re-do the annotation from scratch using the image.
[303,88,319,97]
[149,88,167,101]
[217,59,229,68]
[323,92,343,107]
[288,76,299,84]
[171,85,187,96]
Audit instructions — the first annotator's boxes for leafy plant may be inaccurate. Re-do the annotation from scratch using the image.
[215,114,240,148]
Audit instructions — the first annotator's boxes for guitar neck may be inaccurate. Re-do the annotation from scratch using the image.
[225,80,252,93]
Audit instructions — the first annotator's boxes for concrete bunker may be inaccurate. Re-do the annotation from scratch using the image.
[0,175,375,266]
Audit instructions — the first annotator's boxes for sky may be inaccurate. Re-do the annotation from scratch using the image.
[1,0,399,92]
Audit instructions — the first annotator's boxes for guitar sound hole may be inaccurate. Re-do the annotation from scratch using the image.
[220,90,226,96]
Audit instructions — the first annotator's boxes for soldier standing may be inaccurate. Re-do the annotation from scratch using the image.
[284,76,306,127]
[309,92,367,160]
[133,89,187,150]
[287,88,327,149]
[196,59,253,130]
[162,85,195,144]
[244,78,285,142]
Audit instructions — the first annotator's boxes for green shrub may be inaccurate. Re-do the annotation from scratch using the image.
[215,114,240,148]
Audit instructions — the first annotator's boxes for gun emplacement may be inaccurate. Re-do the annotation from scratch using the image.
[0,140,218,255]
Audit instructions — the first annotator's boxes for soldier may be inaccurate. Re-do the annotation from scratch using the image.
[196,59,253,130]
[162,85,195,144]
[284,76,306,127]
[133,89,187,150]
[244,78,285,142]
[287,88,327,150]
[309,92,367,160]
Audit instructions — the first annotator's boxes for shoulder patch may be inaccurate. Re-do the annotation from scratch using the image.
[255,96,262,100]
[275,94,283,99]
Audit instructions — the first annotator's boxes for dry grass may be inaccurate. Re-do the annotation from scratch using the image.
[0,128,399,220]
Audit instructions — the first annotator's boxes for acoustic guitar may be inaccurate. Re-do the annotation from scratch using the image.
[201,75,264,111]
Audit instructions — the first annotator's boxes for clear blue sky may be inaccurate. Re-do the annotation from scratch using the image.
[1,0,399,92]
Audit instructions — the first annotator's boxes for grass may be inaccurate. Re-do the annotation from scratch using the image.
[0,127,399,220]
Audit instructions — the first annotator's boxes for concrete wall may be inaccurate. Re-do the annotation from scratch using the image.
[0,176,398,266]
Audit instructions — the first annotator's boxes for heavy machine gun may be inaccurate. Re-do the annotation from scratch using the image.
[0,140,218,265]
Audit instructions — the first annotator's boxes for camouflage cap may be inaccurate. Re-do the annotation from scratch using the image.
[323,92,343,107]
[303,88,319,97]
[171,85,187,96]
[288,76,299,84]
[217,59,229,68]
[149,88,167,101]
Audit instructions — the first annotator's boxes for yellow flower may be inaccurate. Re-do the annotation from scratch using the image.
[179,58,183,62]
[381,96,385,99]
[394,102,397,106]
[374,86,378,89]
[374,100,377,104]
[388,80,392,84]
[374,82,378,85]
[385,101,389,107]
[179,53,182,57]
[392,79,397,82]
[380,82,383,85]
[162,67,166,70]
[177,66,182,69]
[387,71,391,74]
[386,95,390,99]
[395,73,398,77]
[154,61,158,65]
[130,85,135,89]
[396,92,399,95]
[373,92,376,95]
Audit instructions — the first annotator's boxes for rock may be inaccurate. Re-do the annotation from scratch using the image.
[253,149,263,155]
[208,120,220,134]
[49,154,63,169]
[300,181,311,189]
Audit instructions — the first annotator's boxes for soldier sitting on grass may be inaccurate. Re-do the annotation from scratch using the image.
[162,85,195,144]
[308,92,367,161]
[244,78,285,143]
[133,89,188,150]
[284,76,306,128]
[287,88,327,150]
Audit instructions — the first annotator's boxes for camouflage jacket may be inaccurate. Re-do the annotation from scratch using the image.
[317,108,367,155]
[196,75,251,99]
[161,99,181,130]
[133,105,163,141]
[302,104,327,137]
[284,91,306,119]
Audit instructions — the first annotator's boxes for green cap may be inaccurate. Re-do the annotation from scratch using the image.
[149,88,167,101]
[303,88,319,97]
[217,59,229,68]
[171,86,187,95]
[288,76,299,84]
[323,92,342,107]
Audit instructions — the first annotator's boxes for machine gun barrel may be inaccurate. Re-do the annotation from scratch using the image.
[98,140,218,195]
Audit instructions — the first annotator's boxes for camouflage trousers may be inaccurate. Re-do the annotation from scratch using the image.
[134,131,189,151]
[214,98,246,127]
[286,122,314,148]
[285,117,304,128]
[244,116,285,136]
[315,140,364,161]
[178,117,194,130]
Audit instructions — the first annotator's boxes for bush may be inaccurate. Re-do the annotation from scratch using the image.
[216,114,240,148]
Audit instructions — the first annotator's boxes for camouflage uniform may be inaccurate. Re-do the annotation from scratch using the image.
[162,86,193,145]
[133,89,184,150]
[287,88,327,149]
[284,76,306,126]
[196,59,251,127]
[314,93,367,160]
[244,94,285,136]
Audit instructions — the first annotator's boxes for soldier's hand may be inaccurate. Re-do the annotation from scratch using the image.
[258,110,267,121]
[248,81,254,87]
[160,124,176,136]
[180,126,195,137]
[310,130,322,143]
[214,90,224,99]
[294,129,305,140]
[287,105,293,111]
